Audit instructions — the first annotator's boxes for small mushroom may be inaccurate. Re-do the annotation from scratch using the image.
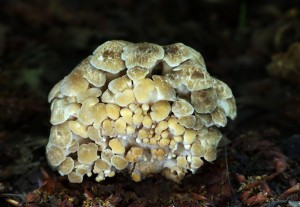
[191,88,218,113]
[150,101,171,122]
[121,42,164,69]
[50,99,69,125]
[163,43,192,67]
[81,57,107,87]
[60,69,89,97]
[90,40,128,74]
[68,172,83,183]
[46,145,66,167]
[49,123,72,148]
[152,75,176,101]
[77,143,99,164]
[109,139,125,154]
[133,78,155,103]
[127,67,149,82]
[93,159,111,173]
[58,157,75,175]
[111,155,128,170]
[172,99,194,117]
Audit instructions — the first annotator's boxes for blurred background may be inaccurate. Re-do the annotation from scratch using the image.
[0,0,300,206]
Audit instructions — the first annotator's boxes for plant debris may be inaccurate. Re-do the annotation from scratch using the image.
[0,1,299,206]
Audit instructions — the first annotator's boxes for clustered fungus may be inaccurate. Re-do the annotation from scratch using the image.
[46,41,237,183]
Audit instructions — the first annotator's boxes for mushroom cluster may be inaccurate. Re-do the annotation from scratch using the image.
[46,41,236,183]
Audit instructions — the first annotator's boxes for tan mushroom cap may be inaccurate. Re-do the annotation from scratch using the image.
[163,43,192,67]
[108,75,132,93]
[178,115,196,128]
[79,57,107,87]
[204,145,217,162]
[101,149,114,163]
[48,80,62,102]
[213,79,233,99]
[187,46,206,69]
[106,104,120,120]
[150,101,171,122]
[177,156,188,168]
[176,61,213,91]
[152,75,176,101]
[197,114,214,127]
[77,88,102,104]
[131,170,142,182]
[67,140,79,153]
[203,127,222,145]
[75,164,92,176]
[68,172,83,183]
[191,157,204,169]
[183,129,197,145]
[60,69,89,97]
[58,157,74,175]
[172,99,194,117]
[219,97,237,119]
[121,42,164,69]
[67,121,88,138]
[90,40,128,74]
[77,143,99,164]
[115,89,135,107]
[49,123,72,148]
[93,103,108,128]
[211,107,227,127]
[87,126,102,142]
[109,139,125,154]
[77,97,99,125]
[50,99,69,125]
[127,67,149,82]
[47,145,66,167]
[101,89,115,103]
[126,147,144,163]
[191,88,218,113]
[133,78,156,103]
[191,142,205,157]
[111,155,128,170]
[93,159,111,173]
[164,73,182,89]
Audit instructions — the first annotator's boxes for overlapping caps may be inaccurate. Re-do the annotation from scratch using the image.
[46,41,237,183]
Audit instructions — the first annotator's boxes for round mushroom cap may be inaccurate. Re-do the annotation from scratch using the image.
[46,145,66,167]
[49,123,72,148]
[68,172,83,183]
[58,157,75,175]
[121,42,164,69]
[163,43,192,67]
[77,143,99,164]
[90,40,129,74]
[46,40,236,183]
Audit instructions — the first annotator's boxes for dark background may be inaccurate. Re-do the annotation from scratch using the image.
[0,0,300,206]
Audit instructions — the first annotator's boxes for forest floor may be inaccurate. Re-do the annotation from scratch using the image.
[0,1,299,206]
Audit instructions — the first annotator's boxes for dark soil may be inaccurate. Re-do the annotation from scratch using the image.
[0,1,299,206]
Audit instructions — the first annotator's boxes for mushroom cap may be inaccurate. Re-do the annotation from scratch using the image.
[121,42,164,69]
[163,43,192,67]
[46,40,236,183]
[58,157,75,175]
[77,143,99,164]
[90,40,129,74]
[49,123,72,147]
[46,145,66,167]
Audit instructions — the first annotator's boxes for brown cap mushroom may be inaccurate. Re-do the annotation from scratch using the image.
[46,40,236,183]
